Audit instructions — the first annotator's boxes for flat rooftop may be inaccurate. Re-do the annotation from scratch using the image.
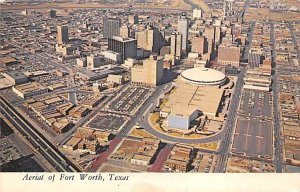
[162,81,224,117]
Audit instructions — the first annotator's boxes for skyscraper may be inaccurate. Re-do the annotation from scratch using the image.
[108,36,137,63]
[170,31,182,59]
[120,25,130,38]
[103,17,121,38]
[177,12,189,53]
[192,8,202,19]
[135,25,163,53]
[57,25,69,44]
[49,9,56,18]
[131,55,163,87]
[191,36,207,55]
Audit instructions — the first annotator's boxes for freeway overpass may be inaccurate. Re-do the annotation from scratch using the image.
[0,96,79,172]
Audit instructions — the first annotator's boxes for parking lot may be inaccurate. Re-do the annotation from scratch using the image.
[86,112,128,132]
[239,90,272,118]
[109,86,153,115]
[232,117,273,158]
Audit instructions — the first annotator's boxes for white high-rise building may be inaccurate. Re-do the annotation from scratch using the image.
[192,8,202,19]
[223,0,234,17]
[177,12,189,54]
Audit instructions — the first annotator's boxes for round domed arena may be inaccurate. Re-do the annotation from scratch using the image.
[181,67,226,86]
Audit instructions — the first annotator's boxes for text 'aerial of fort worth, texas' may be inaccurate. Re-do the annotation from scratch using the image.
[0,0,299,173]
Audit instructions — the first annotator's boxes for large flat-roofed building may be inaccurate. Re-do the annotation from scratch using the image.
[103,17,121,38]
[248,48,262,68]
[108,36,137,63]
[131,55,163,87]
[217,45,240,67]
[12,82,48,99]
[161,80,224,120]
[244,68,272,92]
[181,67,226,86]
[2,71,28,85]
[57,25,68,44]
[167,105,198,130]
[87,55,105,69]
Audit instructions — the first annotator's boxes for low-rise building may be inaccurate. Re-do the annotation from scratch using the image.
[69,106,90,118]
[12,82,48,99]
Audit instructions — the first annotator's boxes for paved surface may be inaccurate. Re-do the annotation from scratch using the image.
[214,67,246,173]
[148,143,173,172]
[270,21,284,173]
[232,118,273,157]
[89,137,122,172]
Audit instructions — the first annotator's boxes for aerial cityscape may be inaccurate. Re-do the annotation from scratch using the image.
[0,0,299,173]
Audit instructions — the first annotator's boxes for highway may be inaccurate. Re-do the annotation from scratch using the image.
[214,67,246,173]
[0,96,79,172]
[270,21,283,173]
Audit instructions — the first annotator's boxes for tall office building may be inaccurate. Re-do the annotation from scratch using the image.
[177,12,189,53]
[135,25,163,53]
[215,26,221,45]
[49,9,56,18]
[192,8,202,19]
[103,17,121,38]
[108,36,137,63]
[120,25,130,38]
[248,48,262,68]
[128,15,139,25]
[204,26,215,52]
[191,36,207,55]
[223,0,234,17]
[57,25,69,44]
[131,55,163,87]
[170,31,182,59]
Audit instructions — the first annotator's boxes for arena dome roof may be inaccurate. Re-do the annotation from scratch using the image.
[181,67,226,86]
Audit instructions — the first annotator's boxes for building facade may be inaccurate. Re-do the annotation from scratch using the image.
[108,36,137,63]
[103,17,121,38]
[177,12,189,53]
[171,31,182,60]
[57,25,69,44]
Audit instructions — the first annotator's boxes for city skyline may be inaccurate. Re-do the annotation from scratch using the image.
[0,0,299,175]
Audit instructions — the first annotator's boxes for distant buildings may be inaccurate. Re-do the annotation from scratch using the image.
[49,9,56,18]
[107,36,137,63]
[223,0,234,17]
[192,8,202,19]
[57,25,69,44]
[177,12,189,53]
[217,45,240,67]
[131,55,163,87]
[128,15,139,25]
[103,17,121,38]
[170,31,182,60]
